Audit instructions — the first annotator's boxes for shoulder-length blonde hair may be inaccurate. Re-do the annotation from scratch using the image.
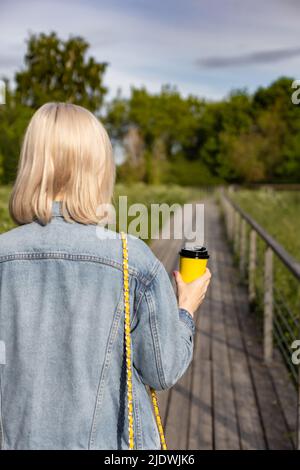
[9,102,115,225]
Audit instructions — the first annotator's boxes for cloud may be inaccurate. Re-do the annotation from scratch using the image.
[197,47,300,68]
[0,53,21,69]
[1,0,300,100]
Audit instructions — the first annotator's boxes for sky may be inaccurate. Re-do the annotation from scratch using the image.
[0,0,299,101]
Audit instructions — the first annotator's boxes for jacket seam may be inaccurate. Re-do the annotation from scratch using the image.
[131,258,162,328]
[132,376,143,449]
[88,295,123,449]
[0,252,153,286]
[145,288,167,390]
[178,308,196,336]
[147,257,162,283]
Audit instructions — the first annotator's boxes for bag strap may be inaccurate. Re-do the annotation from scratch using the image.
[120,231,167,450]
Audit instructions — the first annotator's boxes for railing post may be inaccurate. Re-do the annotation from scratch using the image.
[248,230,257,304]
[234,212,240,254]
[264,247,273,363]
[224,199,231,239]
[229,205,235,241]
[239,218,247,277]
[228,203,233,240]
[226,202,233,241]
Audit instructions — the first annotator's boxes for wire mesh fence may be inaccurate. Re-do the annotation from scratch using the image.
[217,186,300,449]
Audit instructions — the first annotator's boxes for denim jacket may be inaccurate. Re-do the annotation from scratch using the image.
[0,201,195,450]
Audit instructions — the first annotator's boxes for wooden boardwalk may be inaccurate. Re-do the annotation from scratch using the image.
[150,196,298,450]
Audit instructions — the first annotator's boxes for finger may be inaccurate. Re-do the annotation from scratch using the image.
[173,270,185,289]
[200,281,210,297]
[202,268,212,280]
[191,270,211,287]
[193,269,211,285]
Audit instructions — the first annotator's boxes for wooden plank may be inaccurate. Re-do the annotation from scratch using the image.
[267,349,297,448]
[219,248,266,450]
[187,199,213,449]
[232,280,294,449]
[163,360,192,450]
[217,196,295,450]
[188,286,213,449]
[152,196,297,450]
[209,211,240,450]
[212,200,267,450]
[150,204,197,448]
[211,264,240,449]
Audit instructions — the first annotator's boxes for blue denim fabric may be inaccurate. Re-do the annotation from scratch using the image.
[179,309,195,336]
[0,201,194,450]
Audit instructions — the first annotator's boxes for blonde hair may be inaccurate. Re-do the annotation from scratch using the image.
[9,102,115,225]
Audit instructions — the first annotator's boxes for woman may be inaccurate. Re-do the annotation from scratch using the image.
[0,102,211,450]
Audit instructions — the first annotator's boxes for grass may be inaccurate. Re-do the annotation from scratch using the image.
[0,185,14,234]
[226,188,300,381]
[114,183,205,241]
[0,183,206,241]
[230,188,300,262]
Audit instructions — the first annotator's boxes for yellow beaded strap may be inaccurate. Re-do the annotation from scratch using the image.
[149,388,167,450]
[121,231,134,450]
[120,231,167,451]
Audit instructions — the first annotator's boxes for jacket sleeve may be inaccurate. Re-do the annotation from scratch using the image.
[131,260,195,391]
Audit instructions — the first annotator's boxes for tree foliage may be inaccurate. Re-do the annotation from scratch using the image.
[108,78,300,185]
[15,32,108,111]
[0,31,299,186]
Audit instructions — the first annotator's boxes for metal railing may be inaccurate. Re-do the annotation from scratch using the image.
[218,187,300,450]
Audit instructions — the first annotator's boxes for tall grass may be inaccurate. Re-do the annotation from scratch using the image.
[231,189,300,262]
[0,183,205,241]
[228,188,300,381]
[0,186,14,234]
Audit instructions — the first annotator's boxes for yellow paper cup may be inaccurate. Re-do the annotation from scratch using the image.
[179,246,209,283]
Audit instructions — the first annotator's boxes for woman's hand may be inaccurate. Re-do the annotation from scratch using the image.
[173,268,212,317]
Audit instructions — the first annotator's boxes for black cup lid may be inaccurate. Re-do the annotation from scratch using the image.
[179,245,209,259]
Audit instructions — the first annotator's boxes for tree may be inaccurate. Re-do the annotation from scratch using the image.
[15,32,108,112]
[0,81,33,183]
[253,77,300,182]
[106,85,206,183]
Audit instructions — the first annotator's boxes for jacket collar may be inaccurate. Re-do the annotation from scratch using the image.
[51,201,63,217]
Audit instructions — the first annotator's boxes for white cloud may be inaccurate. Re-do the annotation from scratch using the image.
[0,0,299,100]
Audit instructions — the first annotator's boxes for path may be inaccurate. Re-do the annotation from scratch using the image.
[150,196,297,450]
